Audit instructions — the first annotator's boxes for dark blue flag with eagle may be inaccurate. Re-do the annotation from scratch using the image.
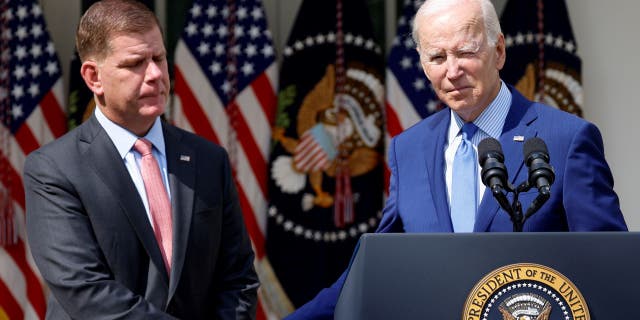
[500,0,583,116]
[267,0,385,307]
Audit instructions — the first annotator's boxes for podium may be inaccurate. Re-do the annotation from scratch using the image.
[335,232,640,319]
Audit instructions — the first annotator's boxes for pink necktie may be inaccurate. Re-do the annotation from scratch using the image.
[133,138,173,275]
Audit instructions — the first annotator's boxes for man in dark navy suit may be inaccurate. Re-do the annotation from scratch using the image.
[24,1,258,318]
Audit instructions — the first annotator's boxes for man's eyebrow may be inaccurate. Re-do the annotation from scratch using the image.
[422,48,443,57]
[458,40,481,52]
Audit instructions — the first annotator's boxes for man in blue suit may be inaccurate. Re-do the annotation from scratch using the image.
[286,0,627,318]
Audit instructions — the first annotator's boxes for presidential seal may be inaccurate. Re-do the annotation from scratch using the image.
[463,263,589,320]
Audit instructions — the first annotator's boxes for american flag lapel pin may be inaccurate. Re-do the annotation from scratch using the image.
[513,135,525,142]
[180,155,191,162]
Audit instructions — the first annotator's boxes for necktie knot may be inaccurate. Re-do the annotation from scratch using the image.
[133,138,153,156]
[461,122,478,141]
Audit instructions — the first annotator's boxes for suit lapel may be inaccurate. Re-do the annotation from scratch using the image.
[162,123,195,302]
[423,111,454,231]
[82,116,169,283]
[475,88,539,231]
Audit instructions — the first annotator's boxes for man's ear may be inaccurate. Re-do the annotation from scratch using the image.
[80,61,103,96]
[495,33,506,70]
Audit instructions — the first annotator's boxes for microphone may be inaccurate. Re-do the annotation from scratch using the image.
[478,138,513,220]
[478,138,509,193]
[523,137,555,195]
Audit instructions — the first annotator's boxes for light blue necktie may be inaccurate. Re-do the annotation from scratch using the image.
[451,123,479,232]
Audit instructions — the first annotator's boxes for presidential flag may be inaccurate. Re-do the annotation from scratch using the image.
[267,0,385,308]
[500,0,583,116]
[171,0,282,318]
[0,0,66,318]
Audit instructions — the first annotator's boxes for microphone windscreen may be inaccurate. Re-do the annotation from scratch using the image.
[523,137,549,159]
[478,138,503,163]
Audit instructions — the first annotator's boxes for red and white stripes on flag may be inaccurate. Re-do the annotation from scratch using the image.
[293,124,337,172]
[171,0,278,318]
[385,69,424,138]
[385,0,442,188]
[1,0,67,318]
[173,43,276,260]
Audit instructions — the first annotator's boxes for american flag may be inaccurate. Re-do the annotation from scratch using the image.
[385,0,441,184]
[0,0,66,319]
[171,0,281,318]
[386,0,441,136]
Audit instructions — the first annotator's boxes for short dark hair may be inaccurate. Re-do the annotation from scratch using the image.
[75,0,162,62]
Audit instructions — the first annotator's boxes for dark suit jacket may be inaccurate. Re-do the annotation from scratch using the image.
[24,115,259,319]
[285,85,627,319]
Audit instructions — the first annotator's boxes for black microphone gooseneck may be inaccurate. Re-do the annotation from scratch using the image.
[478,138,516,227]
[522,137,555,221]
[477,137,555,232]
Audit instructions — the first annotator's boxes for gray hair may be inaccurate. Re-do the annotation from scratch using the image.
[412,0,502,49]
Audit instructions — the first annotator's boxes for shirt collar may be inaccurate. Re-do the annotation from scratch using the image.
[94,107,165,159]
[451,80,512,140]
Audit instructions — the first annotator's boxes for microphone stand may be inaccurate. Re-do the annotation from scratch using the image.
[488,184,519,232]
[479,137,553,232]
[493,181,551,232]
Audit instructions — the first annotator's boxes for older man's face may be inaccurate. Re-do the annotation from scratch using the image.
[415,3,505,122]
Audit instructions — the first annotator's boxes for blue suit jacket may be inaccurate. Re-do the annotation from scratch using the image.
[286,86,627,319]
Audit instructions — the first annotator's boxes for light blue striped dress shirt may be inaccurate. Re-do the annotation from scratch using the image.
[445,81,512,212]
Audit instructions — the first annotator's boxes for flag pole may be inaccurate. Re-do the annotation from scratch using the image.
[0,0,16,246]
[536,0,546,100]
[334,0,354,228]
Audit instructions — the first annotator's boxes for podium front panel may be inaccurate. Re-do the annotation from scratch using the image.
[335,232,639,320]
